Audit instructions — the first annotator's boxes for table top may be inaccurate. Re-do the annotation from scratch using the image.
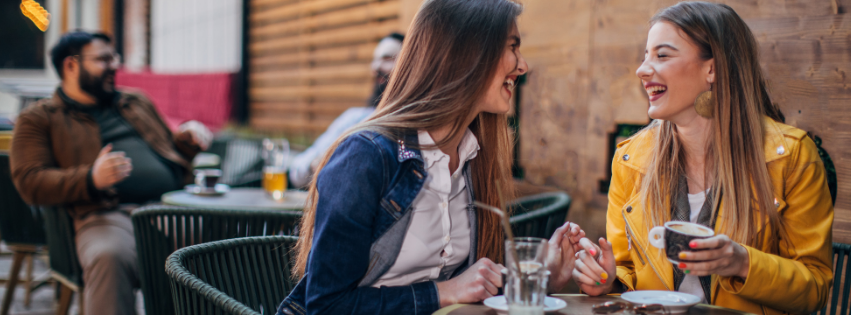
[433,294,752,315]
[162,188,308,211]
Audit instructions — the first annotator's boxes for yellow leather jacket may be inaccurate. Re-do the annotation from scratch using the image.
[607,117,834,315]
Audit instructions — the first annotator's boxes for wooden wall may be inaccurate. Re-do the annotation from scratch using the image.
[248,0,850,243]
[247,0,402,135]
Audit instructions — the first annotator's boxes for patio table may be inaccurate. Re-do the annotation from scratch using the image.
[434,294,753,315]
[161,188,307,211]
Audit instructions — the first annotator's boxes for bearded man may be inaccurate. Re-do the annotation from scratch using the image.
[10,31,211,315]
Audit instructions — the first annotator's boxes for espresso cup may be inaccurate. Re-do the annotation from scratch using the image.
[194,169,222,189]
[648,221,714,264]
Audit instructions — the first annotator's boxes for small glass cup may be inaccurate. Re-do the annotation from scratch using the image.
[262,138,289,200]
[505,267,549,315]
[505,237,548,273]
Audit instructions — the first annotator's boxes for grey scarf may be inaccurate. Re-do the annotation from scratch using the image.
[671,174,718,303]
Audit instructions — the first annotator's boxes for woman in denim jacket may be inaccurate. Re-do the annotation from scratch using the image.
[276,1,583,314]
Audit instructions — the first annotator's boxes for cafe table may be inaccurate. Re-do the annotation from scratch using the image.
[161,188,308,211]
[433,294,753,315]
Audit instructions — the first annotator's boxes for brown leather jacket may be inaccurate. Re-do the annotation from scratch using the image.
[10,89,200,219]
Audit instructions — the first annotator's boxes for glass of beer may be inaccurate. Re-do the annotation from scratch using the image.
[262,138,289,200]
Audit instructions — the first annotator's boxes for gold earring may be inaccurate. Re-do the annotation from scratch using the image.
[694,91,714,118]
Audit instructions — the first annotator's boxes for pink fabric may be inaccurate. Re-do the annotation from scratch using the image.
[116,70,233,132]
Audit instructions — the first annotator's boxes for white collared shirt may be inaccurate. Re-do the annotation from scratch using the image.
[372,129,479,288]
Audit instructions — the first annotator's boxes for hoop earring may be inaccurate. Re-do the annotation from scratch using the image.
[694,91,714,118]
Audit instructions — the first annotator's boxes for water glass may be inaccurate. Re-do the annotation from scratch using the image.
[505,267,549,315]
[505,237,548,273]
[262,138,289,200]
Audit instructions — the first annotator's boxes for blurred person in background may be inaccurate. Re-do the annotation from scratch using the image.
[10,30,212,315]
[288,33,404,188]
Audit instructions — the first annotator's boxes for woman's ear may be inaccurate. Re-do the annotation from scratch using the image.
[705,58,715,84]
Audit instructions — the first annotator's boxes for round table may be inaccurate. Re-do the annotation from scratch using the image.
[162,188,308,211]
[433,294,750,315]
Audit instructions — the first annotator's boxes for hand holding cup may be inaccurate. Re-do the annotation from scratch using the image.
[436,258,504,307]
[648,221,750,279]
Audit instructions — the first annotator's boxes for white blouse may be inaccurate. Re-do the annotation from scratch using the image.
[678,190,708,303]
[371,129,479,288]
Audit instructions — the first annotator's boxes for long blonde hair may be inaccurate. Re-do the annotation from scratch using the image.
[639,2,787,252]
[293,0,522,277]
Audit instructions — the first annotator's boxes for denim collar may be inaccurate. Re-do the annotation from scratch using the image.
[397,131,423,163]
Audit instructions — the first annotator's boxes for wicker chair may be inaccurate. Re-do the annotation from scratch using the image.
[132,206,301,315]
[0,153,48,315]
[166,236,299,315]
[39,206,84,315]
[509,191,572,239]
[813,242,851,315]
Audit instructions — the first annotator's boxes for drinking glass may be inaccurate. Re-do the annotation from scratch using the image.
[262,138,289,200]
[505,267,549,315]
[505,237,548,273]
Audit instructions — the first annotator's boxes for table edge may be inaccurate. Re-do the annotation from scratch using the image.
[431,294,756,315]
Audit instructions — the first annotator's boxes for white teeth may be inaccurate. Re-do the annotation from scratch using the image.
[504,78,515,90]
[646,85,667,95]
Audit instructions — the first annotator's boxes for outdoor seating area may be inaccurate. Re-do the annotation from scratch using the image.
[2,0,851,314]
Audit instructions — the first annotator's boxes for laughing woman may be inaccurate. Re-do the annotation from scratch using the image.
[572,2,834,314]
[276,1,581,314]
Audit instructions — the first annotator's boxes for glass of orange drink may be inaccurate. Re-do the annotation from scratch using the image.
[262,138,289,200]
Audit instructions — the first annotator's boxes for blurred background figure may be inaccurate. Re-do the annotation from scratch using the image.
[288,32,404,188]
[10,30,210,315]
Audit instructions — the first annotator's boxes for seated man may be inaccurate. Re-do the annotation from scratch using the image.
[10,31,211,315]
[288,33,404,188]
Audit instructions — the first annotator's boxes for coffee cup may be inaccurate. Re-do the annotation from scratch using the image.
[194,169,222,189]
[648,221,714,264]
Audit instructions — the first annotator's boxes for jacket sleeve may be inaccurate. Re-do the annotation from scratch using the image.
[304,134,439,315]
[10,108,95,205]
[718,136,834,314]
[608,145,637,291]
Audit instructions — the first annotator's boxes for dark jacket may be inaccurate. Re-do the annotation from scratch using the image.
[10,88,200,218]
[277,131,479,315]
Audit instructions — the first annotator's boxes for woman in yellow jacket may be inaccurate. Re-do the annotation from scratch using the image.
[571,2,834,314]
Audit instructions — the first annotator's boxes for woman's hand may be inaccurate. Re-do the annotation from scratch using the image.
[676,234,750,278]
[436,258,504,307]
[572,237,616,296]
[546,222,584,292]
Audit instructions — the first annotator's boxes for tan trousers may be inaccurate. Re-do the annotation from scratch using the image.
[74,211,140,315]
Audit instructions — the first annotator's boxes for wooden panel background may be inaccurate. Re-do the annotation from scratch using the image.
[247,0,402,135]
[251,0,850,243]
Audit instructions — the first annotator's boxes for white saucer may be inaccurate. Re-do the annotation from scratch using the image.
[483,296,567,313]
[185,184,230,196]
[621,291,701,314]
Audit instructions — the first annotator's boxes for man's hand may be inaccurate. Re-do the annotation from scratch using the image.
[92,144,132,189]
[178,120,212,151]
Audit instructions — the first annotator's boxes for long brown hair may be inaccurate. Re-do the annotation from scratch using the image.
[294,0,522,277]
[638,2,787,253]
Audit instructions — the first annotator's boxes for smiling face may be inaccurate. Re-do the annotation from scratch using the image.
[636,21,715,124]
[476,24,528,115]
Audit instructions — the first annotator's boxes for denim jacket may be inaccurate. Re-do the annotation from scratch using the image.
[277,130,479,315]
